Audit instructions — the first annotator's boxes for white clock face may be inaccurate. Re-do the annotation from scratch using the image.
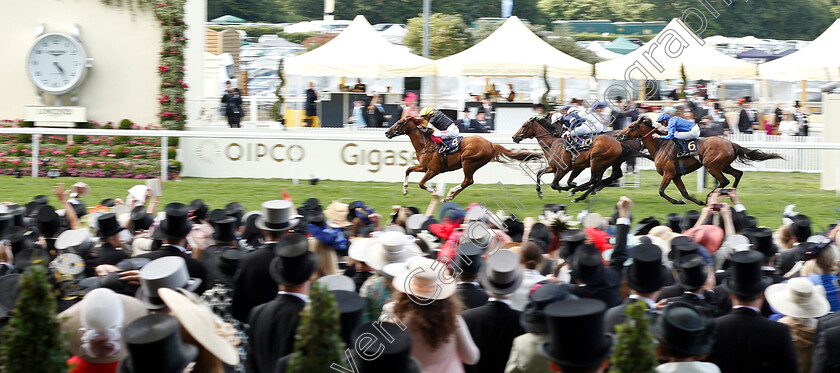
[27,33,88,95]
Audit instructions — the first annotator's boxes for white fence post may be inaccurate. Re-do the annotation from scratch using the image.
[250,95,258,123]
[697,166,704,194]
[161,136,168,182]
[32,134,40,178]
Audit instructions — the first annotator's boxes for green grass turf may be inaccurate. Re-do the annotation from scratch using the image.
[1,171,838,230]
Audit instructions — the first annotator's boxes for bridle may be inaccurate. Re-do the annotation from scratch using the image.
[625,118,658,139]
[391,117,437,155]
[521,117,554,139]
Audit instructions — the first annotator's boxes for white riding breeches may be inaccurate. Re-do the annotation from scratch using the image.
[673,125,700,140]
[570,122,604,136]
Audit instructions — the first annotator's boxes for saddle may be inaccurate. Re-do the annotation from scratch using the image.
[561,133,597,153]
[438,136,463,155]
[676,139,700,157]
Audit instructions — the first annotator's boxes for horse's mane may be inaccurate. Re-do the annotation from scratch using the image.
[534,116,556,131]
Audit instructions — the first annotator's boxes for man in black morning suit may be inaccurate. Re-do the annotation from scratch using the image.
[137,203,209,295]
[454,242,488,310]
[706,250,797,373]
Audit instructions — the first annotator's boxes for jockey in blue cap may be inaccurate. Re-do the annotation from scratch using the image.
[652,112,700,157]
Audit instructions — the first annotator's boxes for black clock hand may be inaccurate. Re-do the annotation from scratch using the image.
[53,61,66,77]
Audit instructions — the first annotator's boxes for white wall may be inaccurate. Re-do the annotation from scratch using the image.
[0,0,203,126]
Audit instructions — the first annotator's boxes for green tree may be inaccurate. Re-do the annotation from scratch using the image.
[280,0,324,22]
[404,13,470,59]
[0,265,67,372]
[609,301,657,373]
[512,0,549,25]
[434,0,501,25]
[287,283,346,373]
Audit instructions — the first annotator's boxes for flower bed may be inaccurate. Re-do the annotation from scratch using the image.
[0,120,178,179]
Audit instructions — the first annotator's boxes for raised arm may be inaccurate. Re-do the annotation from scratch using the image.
[609,197,632,272]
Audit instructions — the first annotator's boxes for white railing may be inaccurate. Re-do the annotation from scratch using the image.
[1,127,838,194]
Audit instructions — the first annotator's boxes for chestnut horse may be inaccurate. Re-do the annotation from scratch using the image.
[616,116,784,205]
[385,116,541,201]
[512,117,649,202]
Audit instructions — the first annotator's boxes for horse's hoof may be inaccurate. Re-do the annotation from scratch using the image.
[537,191,544,199]
[571,199,580,203]
[402,190,408,196]
[567,191,575,197]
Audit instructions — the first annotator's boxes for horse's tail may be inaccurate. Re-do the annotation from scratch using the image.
[620,143,652,161]
[492,143,541,163]
[733,143,785,164]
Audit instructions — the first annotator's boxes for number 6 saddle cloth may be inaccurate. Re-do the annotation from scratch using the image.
[677,139,700,157]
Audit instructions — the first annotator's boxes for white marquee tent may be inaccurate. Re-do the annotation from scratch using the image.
[759,19,840,81]
[595,19,757,81]
[435,16,592,78]
[285,15,436,78]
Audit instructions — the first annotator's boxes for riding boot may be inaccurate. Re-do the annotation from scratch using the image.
[673,139,689,157]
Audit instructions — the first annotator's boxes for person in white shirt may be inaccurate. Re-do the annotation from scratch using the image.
[778,110,800,136]
[511,241,547,311]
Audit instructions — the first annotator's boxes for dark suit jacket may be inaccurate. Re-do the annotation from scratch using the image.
[457,282,489,310]
[95,242,130,268]
[707,307,798,373]
[246,294,306,373]
[810,311,840,373]
[738,108,757,133]
[232,243,278,323]
[463,301,524,373]
[456,119,489,133]
[657,284,684,301]
[566,223,629,309]
[665,291,718,317]
[713,268,783,317]
[136,244,209,295]
[366,105,388,128]
[777,247,800,276]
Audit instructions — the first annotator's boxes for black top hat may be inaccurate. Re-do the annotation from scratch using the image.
[745,227,777,260]
[225,202,246,229]
[37,205,61,238]
[666,213,683,233]
[129,206,153,234]
[33,195,48,206]
[791,215,811,243]
[627,243,664,293]
[160,203,193,240]
[632,217,660,236]
[331,290,366,348]
[119,314,199,373]
[97,213,125,238]
[0,274,22,321]
[13,248,50,272]
[681,211,700,232]
[723,250,771,297]
[520,283,577,333]
[100,198,116,208]
[0,214,13,235]
[270,233,318,286]
[2,226,30,256]
[479,250,522,295]
[454,242,483,277]
[528,223,552,253]
[668,236,699,261]
[215,248,242,286]
[572,244,605,285]
[560,229,586,259]
[351,321,422,373]
[653,302,715,356]
[189,199,209,222]
[539,298,612,367]
[676,255,707,291]
[211,216,237,244]
[6,205,26,227]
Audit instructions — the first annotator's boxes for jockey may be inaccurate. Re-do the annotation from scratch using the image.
[559,106,605,138]
[652,112,700,157]
[419,107,460,154]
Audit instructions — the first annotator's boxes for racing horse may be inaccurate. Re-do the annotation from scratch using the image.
[616,116,784,205]
[512,116,649,202]
[385,116,541,201]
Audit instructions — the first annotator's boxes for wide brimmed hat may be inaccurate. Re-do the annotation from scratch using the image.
[317,274,356,292]
[211,216,237,244]
[676,255,707,290]
[55,228,94,254]
[118,314,198,373]
[520,283,577,333]
[723,250,772,297]
[159,288,240,366]
[453,242,484,277]
[648,226,681,244]
[393,257,457,300]
[351,322,422,373]
[128,206,153,234]
[348,238,372,263]
[159,203,193,240]
[136,256,201,309]
[324,201,352,228]
[270,233,317,286]
[631,217,660,236]
[765,277,830,319]
[627,243,665,293]
[255,200,300,232]
[653,301,715,356]
[97,213,125,238]
[539,298,612,367]
[685,225,725,254]
[214,248,243,287]
[331,290,366,347]
[59,289,148,365]
[479,250,522,295]
[365,231,422,270]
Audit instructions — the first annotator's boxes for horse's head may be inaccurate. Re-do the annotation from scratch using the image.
[512,117,540,143]
[385,116,421,139]
[616,116,654,141]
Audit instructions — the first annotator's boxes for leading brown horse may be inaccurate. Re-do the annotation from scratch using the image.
[616,116,784,205]
[512,116,648,202]
[385,116,541,201]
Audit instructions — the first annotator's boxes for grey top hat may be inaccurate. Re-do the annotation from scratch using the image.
[479,250,523,295]
[136,256,201,309]
[255,200,300,232]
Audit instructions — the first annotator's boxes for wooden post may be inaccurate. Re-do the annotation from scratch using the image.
[801,80,808,106]
[638,80,645,101]
[559,78,565,104]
